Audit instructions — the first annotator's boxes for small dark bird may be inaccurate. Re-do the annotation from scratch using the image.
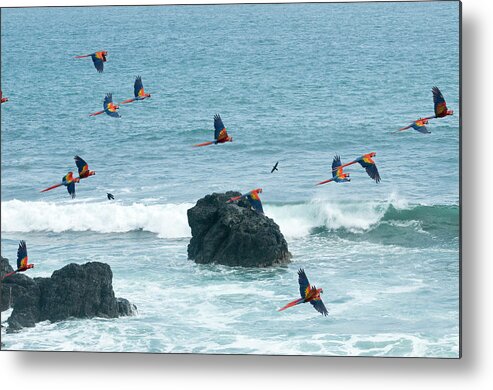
[107,193,114,200]
[271,161,279,173]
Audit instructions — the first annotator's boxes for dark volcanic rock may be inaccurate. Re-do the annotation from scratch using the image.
[187,192,292,267]
[0,259,136,332]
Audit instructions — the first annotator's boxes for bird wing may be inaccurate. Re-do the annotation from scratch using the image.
[247,191,264,213]
[432,86,448,117]
[74,155,89,177]
[134,76,145,98]
[332,155,342,179]
[104,94,120,117]
[358,156,381,183]
[298,269,311,299]
[91,53,104,73]
[66,182,76,198]
[16,240,28,269]
[214,114,226,140]
[411,121,431,134]
[310,295,329,316]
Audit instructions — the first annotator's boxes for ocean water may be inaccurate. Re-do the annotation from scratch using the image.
[0,2,460,357]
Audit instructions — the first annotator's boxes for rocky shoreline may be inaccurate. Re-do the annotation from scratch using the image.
[0,257,136,334]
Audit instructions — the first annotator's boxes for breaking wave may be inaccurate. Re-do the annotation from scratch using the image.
[1,198,459,242]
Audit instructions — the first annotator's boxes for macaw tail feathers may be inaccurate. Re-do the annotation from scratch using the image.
[89,110,105,117]
[74,55,90,58]
[120,98,136,105]
[316,178,334,186]
[227,195,242,203]
[1,270,17,281]
[40,183,62,193]
[193,141,214,147]
[278,298,304,312]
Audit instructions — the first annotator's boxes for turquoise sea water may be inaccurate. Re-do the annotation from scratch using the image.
[1,2,459,357]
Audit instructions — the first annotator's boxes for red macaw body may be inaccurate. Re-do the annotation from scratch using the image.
[317,155,351,185]
[74,155,96,179]
[194,114,233,147]
[121,76,151,104]
[40,172,80,198]
[1,241,34,281]
[90,93,120,118]
[398,118,430,134]
[75,50,107,73]
[278,269,328,316]
[1,90,8,104]
[338,152,381,183]
[227,188,264,214]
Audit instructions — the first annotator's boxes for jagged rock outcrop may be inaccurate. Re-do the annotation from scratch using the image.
[187,192,291,267]
[0,260,136,332]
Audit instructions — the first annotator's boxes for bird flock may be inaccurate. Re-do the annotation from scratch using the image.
[1,46,455,317]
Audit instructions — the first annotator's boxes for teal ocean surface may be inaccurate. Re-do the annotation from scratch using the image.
[1,2,460,356]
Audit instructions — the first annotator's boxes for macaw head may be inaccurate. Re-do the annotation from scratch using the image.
[229,136,233,142]
[447,109,454,116]
[27,264,34,270]
[88,170,96,177]
[255,188,263,194]
[74,177,81,183]
[369,152,376,158]
[145,93,151,98]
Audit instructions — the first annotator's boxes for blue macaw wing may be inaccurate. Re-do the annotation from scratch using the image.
[214,114,225,140]
[358,160,381,183]
[432,86,448,116]
[16,240,28,269]
[134,76,144,98]
[298,269,310,299]
[105,110,121,118]
[411,122,431,134]
[310,297,328,316]
[331,155,342,179]
[91,54,104,73]
[67,182,76,198]
[103,93,113,110]
[247,194,264,214]
[74,155,89,176]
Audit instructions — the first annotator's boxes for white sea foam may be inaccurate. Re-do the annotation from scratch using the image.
[1,199,193,238]
[1,194,412,239]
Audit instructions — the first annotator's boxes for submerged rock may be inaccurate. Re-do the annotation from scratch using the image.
[0,259,136,332]
[187,192,292,267]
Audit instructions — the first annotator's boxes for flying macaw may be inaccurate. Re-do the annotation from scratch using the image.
[1,90,8,104]
[337,152,381,183]
[316,155,351,185]
[74,155,96,179]
[89,93,120,118]
[40,172,80,198]
[397,118,430,134]
[227,188,264,214]
[193,114,233,147]
[120,76,151,104]
[271,162,279,173]
[1,241,34,281]
[278,269,328,316]
[74,50,108,73]
[424,86,454,120]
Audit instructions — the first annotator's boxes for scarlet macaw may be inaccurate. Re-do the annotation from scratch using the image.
[40,172,80,198]
[89,93,120,118]
[74,50,108,73]
[193,114,233,147]
[278,269,328,316]
[1,90,8,104]
[316,155,351,186]
[227,188,264,214]
[120,76,151,104]
[337,152,381,183]
[424,86,454,120]
[1,241,34,281]
[271,162,279,173]
[397,118,430,134]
